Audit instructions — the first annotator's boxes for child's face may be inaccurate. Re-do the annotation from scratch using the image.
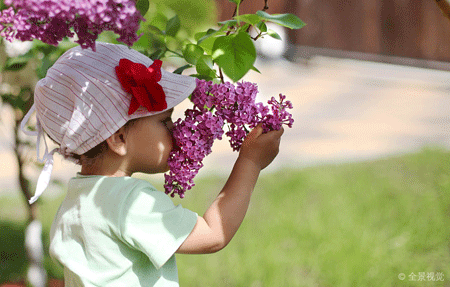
[126,108,174,174]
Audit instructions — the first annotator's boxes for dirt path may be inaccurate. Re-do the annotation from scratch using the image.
[1,56,450,194]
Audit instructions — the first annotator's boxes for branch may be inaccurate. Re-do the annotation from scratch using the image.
[12,88,36,221]
[263,0,269,11]
[435,0,450,21]
[14,116,36,221]
[219,67,225,84]
[246,0,269,34]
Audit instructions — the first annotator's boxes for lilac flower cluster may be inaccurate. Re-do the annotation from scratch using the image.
[164,109,224,198]
[164,79,294,198]
[0,0,143,50]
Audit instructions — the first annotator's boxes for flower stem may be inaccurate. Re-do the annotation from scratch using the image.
[232,0,244,18]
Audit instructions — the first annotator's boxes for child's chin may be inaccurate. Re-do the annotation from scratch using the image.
[143,164,169,174]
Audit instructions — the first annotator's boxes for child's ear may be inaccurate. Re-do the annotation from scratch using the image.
[106,127,128,156]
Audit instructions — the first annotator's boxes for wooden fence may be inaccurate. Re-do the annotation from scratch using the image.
[215,0,450,66]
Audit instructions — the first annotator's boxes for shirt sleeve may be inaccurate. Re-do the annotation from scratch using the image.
[118,182,198,269]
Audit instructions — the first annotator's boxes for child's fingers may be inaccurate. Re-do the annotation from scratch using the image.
[246,124,263,141]
[257,125,284,140]
[271,126,284,138]
[245,125,285,145]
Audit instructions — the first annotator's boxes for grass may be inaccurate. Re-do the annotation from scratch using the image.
[1,147,450,286]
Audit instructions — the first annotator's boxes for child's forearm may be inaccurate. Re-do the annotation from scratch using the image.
[202,155,261,248]
[177,127,282,254]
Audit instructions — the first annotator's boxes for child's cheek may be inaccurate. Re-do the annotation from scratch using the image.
[170,134,178,151]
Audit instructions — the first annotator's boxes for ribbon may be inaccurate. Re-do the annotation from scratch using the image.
[21,105,59,204]
[115,59,167,115]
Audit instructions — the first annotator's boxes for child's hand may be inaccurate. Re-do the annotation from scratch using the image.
[239,125,284,170]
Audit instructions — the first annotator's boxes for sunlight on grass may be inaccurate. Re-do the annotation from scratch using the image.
[1,147,449,286]
[174,148,450,286]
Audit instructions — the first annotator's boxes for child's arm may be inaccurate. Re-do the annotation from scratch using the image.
[177,125,284,254]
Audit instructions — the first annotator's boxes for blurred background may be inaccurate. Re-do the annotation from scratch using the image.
[1,0,450,286]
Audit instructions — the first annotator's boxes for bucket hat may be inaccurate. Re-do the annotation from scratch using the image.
[21,42,196,204]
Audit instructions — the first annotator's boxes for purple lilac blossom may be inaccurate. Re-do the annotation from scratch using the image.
[164,79,294,198]
[164,108,224,198]
[0,0,143,50]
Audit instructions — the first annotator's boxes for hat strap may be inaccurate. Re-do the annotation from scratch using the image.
[21,105,59,204]
[29,147,58,204]
[20,105,38,136]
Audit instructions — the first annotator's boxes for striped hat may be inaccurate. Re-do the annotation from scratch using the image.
[21,42,196,204]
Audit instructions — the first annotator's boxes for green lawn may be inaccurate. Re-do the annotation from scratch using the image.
[1,148,449,286]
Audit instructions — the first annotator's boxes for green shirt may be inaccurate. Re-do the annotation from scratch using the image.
[50,174,198,286]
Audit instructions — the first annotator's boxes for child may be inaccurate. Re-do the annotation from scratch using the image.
[21,42,283,286]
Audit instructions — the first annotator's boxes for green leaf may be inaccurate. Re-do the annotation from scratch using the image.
[194,31,207,42]
[3,56,30,72]
[234,14,261,25]
[196,55,216,79]
[1,93,16,107]
[132,33,151,51]
[173,64,192,75]
[183,44,204,65]
[147,25,164,35]
[135,0,150,17]
[149,12,168,31]
[228,0,241,4]
[237,23,251,33]
[196,27,230,54]
[165,15,180,37]
[256,21,267,32]
[196,28,218,44]
[191,74,215,81]
[212,31,256,82]
[218,19,238,27]
[36,55,53,79]
[267,29,282,40]
[198,36,216,55]
[256,11,306,29]
[250,65,261,74]
[196,24,230,48]
[149,48,166,60]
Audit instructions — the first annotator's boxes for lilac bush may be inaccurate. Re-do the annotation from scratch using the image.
[0,0,143,50]
[164,79,294,198]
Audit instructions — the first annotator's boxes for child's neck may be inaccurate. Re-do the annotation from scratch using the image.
[80,153,132,177]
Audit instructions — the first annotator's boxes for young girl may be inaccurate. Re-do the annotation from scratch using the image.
[22,42,283,286]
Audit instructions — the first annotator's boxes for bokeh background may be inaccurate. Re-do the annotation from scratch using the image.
[1,0,450,286]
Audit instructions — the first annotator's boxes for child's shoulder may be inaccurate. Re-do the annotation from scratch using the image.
[107,176,157,191]
[71,174,155,189]
[96,176,175,211]
[69,175,167,206]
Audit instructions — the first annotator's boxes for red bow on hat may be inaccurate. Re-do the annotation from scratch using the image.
[115,59,167,115]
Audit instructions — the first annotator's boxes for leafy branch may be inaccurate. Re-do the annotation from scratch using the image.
[140,0,305,83]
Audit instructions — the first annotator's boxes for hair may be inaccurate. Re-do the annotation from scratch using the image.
[48,118,139,166]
